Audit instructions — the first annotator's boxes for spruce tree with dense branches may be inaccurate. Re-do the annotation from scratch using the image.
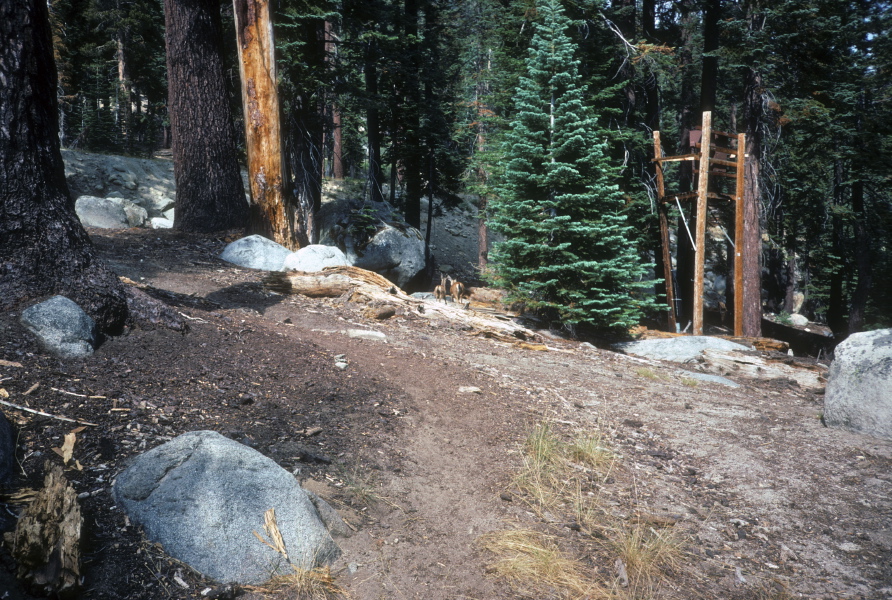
[487,0,652,334]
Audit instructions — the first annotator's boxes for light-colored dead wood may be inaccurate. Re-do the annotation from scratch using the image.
[699,348,825,389]
[264,267,541,345]
[5,462,82,597]
[734,133,746,337]
[693,111,712,336]
[233,0,305,249]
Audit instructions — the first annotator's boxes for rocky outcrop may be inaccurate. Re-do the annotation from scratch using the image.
[614,336,751,364]
[824,329,892,440]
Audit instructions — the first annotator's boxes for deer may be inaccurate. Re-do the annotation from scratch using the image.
[433,273,447,303]
[447,275,467,307]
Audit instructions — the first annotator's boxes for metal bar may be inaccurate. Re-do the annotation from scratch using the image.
[675,196,697,252]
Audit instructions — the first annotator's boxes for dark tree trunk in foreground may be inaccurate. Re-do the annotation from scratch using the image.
[0,0,127,331]
[165,0,248,232]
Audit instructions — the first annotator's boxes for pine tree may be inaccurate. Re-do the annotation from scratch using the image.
[487,0,653,334]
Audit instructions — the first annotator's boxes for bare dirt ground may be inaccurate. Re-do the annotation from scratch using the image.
[1,218,891,598]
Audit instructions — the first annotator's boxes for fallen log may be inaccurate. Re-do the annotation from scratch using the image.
[699,348,826,389]
[263,267,541,345]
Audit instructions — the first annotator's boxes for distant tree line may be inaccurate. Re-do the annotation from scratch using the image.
[41,0,892,337]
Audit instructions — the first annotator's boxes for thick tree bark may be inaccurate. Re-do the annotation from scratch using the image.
[324,20,345,180]
[0,0,127,331]
[164,0,248,233]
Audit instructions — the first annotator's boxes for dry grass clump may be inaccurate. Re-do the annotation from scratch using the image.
[480,529,608,600]
[259,566,347,600]
[484,421,683,600]
[610,520,684,592]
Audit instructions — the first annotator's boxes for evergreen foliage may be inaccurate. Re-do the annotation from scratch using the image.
[487,0,653,334]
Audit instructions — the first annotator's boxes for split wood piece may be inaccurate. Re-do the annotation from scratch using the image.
[4,462,82,597]
[263,266,542,345]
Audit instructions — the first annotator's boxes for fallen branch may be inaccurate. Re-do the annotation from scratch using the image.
[51,387,106,399]
[0,399,98,427]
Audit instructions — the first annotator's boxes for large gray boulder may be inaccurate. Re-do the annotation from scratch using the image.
[824,329,892,440]
[112,431,340,584]
[317,198,425,289]
[20,296,97,358]
[614,336,750,363]
[219,235,292,271]
[282,245,349,272]
[75,195,131,229]
[349,224,425,289]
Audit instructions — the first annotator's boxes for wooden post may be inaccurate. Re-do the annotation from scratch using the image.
[233,0,305,249]
[693,111,711,335]
[653,131,677,331]
[734,132,746,337]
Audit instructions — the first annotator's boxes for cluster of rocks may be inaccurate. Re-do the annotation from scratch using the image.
[64,149,186,230]
[617,332,892,441]
[219,226,425,291]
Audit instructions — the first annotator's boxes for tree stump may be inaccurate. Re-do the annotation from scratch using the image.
[5,462,82,597]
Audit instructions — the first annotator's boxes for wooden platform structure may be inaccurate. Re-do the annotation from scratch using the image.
[652,110,747,337]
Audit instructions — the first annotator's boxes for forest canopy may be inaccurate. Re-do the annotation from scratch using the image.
[47,0,892,336]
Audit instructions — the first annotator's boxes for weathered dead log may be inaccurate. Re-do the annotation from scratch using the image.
[699,348,825,389]
[5,462,82,597]
[264,267,541,345]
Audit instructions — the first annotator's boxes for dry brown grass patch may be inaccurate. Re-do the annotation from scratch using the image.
[481,529,608,600]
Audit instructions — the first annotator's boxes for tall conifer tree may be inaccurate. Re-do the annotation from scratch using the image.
[488,0,652,334]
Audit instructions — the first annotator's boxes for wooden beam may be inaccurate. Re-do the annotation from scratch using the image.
[693,111,711,336]
[652,153,699,163]
[734,132,746,336]
[653,131,677,331]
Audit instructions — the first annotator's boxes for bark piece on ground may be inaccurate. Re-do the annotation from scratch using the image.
[5,462,82,598]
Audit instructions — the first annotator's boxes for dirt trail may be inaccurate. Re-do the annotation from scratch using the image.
[1,228,890,600]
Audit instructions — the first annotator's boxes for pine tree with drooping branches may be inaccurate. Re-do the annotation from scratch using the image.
[487,0,653,335]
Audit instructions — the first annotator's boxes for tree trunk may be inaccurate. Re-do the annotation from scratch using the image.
[165,0,248,233]
[233,0,309,248]
[699,0,720,114]
[675,0,698,329]
[742,66,763,337]
[847,179,871,334]
[324,20,344,180]
[365,43,385,205]
[0,0,127,332]
[402,0,423,229]
[284,18,325,244]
